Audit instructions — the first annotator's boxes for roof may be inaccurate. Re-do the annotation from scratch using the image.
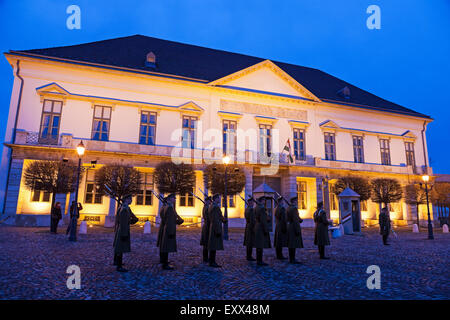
[338,187,361,198]
[8,34,430,119]
[253,183,277,194]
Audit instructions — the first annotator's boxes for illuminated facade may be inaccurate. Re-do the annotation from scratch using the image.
[0,35,434,227]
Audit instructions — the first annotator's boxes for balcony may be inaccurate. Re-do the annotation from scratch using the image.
[12,130,432,175]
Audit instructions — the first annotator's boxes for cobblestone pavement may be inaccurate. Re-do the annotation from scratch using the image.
[0,224,448,300]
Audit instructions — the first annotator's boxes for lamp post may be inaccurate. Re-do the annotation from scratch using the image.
[222,155,230,240]
[422,175,434,240]
[69,140,85,242]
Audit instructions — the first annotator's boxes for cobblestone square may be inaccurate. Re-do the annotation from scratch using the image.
[0,225,448,300]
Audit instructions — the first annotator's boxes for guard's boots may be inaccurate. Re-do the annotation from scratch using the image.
[256,249,268,266]
[289,248,301,264]
[246,246,256,261]
[276,247,287,260]
[162,263,174,270]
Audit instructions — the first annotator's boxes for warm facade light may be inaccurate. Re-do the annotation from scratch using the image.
[222,155,230,165]
[76,140,86,156]
[422,175,430,182]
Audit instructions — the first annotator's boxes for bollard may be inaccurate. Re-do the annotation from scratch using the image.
[143,221,151,234]
[412,224,419,233]
[79,221,87,234]
[443,224,449,233]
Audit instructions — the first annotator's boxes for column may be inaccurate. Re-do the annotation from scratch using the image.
[3,158,24,218]
[281,174,297,200]
[243,167,253,199]
[104,197,116,227]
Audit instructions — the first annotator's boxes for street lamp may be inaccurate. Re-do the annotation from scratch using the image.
[69,140,85,242]
[222,155,230,240]
[421,174,434,240]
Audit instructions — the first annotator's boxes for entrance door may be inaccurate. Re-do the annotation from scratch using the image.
[351,200,361,232]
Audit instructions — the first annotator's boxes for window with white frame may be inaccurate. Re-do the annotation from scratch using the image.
[293,128,306,161]
[297,181,307,210]
[39,99,62,145]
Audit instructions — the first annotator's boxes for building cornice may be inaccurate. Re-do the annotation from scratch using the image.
[5,52,433,122]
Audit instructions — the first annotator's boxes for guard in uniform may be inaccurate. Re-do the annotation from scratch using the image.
[158,193,184,270]
[156,196,168,263]
[113,195,138,272]
[254,196,271,266]
[379,207,391,245]
[207,194,227,267]
[243,196,256,261]
[286,196,303,264]
[200,196,212,263]
[273,196,288,260]
[313,201,331,259]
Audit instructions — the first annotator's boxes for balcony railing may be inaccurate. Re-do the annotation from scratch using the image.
[12,129,431,175]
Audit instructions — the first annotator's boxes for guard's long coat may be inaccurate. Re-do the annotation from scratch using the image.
[314,209,330,246]
[273,204,288,248]
[286,205,304,248]
[254,205,271,249]
[243,206,256,247]
[113,205,136,254]
[156,204,167,248]
[200,203,211,246]
[379,210,391,236]
[207,204,225,251]
[159,205,184,253]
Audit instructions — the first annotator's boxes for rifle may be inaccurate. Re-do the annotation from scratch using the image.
[103,184,131,206]
[189,191,205,204]
[198,187,208,198]
[274,191,290,206]
[237,193,249,206]
[151,190,167,204]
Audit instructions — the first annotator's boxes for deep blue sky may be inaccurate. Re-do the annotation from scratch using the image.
[0,0,448,173]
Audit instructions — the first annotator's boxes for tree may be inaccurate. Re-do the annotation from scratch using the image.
[404,183,427,226]
[23,160,81,213]
[95,164,142,206]
[431,182,450,224]
[153,162,196,195]
[203,163,246,197]
[334,176,372,201]
[370,178,403,207]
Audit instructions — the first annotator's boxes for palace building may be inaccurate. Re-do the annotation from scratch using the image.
[0,35,434,227]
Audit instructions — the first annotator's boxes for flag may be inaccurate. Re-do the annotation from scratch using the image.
[283,139,294,163]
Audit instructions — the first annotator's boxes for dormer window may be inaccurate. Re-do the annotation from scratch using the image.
[337,86,351,100]
[145,51,156,69]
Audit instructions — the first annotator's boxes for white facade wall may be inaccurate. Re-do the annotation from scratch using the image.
[0,56,433,225]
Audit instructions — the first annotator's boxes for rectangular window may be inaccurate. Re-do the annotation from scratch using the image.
[139,111,157,145]
[380,139,391,165]
[293,129,306,161]
[182,116,197,149]
[179,188,195,207]
[361,200,368,212]
[135,173,154,206]
[324,132,336,160]
[222,195,236,208]
[259,124,272,156]
[84,169,102,204]
[39,99,62,145]
[223,120,237,156]
[329,184,338,211]
[30,190,51,202]
[92,106,111,141]
[405,142,415,167]
[297,181,307,210]
[353,135,364,163]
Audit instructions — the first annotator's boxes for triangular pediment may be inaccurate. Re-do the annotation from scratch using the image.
[178,101,204,113]
[319,120,340,129]
[401,130,417,139]
[36,82,70,96]
[208,60,320,101]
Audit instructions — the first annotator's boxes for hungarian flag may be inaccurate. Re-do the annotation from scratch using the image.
[283,139,294,163]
